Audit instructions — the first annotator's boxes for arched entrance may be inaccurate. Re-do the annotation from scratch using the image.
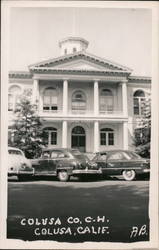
[71,126,86,152]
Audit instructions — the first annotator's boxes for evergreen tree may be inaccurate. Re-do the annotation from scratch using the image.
[133,98,151,158]
[8,89,46,158]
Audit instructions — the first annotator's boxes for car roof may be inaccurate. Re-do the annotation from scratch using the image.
[96,150,136,154]
[42,148,78,152]
[8,147,22,151]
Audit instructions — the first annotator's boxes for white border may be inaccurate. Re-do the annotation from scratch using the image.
[1,1,159,249]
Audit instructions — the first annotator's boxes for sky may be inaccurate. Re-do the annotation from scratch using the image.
[9,7,152,76]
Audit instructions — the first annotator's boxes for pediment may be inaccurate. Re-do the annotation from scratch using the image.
[48,59,112,71]
[29,52,132,73]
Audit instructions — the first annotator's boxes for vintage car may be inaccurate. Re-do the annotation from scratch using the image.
[31,148,101,181]
[93,150,150,181]
[8,147,34,181]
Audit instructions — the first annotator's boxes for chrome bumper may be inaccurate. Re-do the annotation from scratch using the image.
[72,168,102,174]
[8,169,34,176]
[143,169,150,173]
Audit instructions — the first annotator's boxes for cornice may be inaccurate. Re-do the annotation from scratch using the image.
[128,75,151,84]
[9,71,33,79]
[59,37,89,48]
[30,68,130,77]
[29,51,132,73]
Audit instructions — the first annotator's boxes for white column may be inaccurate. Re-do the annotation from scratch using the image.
[62,121,68,148]
[32,79,39,104]
[123,121,128,150]
[94,121,99,152]
[94,80,99,116]
[63,80,68,114]
[121,80,128,116]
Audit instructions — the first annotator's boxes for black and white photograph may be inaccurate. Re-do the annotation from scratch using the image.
[1,1,159,249]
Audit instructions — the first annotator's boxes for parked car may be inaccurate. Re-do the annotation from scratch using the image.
[93,150,150,181]
[31,148,101,181]
[8,147,34,181]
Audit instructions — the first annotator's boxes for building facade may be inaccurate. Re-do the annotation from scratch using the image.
[8,37,151,153]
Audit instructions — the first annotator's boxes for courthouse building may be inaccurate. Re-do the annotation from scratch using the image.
[8,37,151,153]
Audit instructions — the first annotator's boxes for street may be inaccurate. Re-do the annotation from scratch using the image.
[7,176,149,243]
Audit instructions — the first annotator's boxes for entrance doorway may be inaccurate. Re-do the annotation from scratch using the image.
[71,126,86,152]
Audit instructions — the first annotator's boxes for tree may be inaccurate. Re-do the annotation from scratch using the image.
[8,89,46,158]
[133,98,151,158]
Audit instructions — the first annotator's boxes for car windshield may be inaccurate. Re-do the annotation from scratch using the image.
[71,150,89,161]
[123,151,141,160]
[8,149,23,155]
[42,151,50,158]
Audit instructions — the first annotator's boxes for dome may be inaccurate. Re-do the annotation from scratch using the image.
[59,37,89,56]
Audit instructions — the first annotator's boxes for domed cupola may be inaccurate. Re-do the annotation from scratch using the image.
[59,37,89,56]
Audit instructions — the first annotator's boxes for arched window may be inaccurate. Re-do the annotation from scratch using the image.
[72,91,86,111]
[100,128,114,146]
[43,127,57,145]
[71,126,86,152]
[8,85,21,111]
[100,89,113,112]
[43,87,58,111]
[72,126,85,135]
[133,90,145,115]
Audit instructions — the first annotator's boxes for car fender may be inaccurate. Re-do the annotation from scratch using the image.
[56,165,73,175]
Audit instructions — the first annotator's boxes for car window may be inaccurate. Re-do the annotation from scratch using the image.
[51,152,58,159]
[58,153,67,158]
[108,152,125,160]
[125,151,141,159]
[97,153,107,161]
[42,151,50,158]
[8,149,23,156]
[71,150,89,161]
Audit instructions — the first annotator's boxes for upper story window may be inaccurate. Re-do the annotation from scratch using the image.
[133,90,145,115]
[72,90,86,110]
[100,128,114,146]
[100,89,113,112]
[8,85,21,111]
[64,49,67,55]
[43,87,58,111]
[43,127,57,145]
[73,47,77,53]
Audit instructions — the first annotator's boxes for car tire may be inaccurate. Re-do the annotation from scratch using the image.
[122,170,136,181]
[57,171,70,182]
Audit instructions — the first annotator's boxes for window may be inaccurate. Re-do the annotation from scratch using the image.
[97,153,107,161]
[73,47,77,53]
[133,90,145,115]
[8,85,21,111]
[72,91,86,111]
[43,87,58,111]
[100,128,114,146]
[100,89,113,112]
[42,151,50,158]
[64,49,67,55]
[108,152,125,160]
[43,127,57,146]
[50,150,67,159]
[8,149,23,156]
